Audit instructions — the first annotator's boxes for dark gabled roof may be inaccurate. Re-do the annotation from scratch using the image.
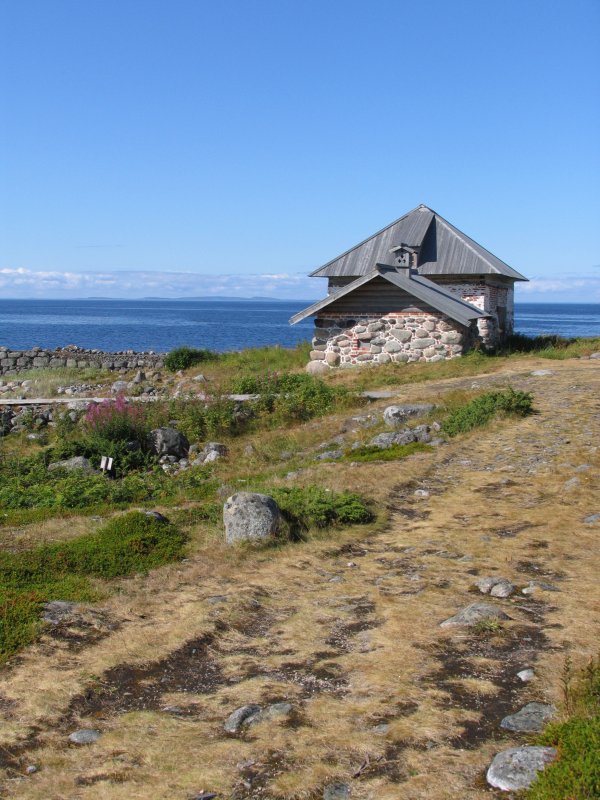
[310,205,528,281]
[289,265,489,327]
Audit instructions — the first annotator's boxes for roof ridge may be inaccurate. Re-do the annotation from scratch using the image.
[309,204,432,277]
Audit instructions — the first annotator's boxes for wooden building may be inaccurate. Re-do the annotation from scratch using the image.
[290,205,527,371]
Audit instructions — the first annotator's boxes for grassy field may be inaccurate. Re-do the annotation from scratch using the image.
[0,338,598,799]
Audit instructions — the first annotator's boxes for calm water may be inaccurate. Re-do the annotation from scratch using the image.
[0,299,598,352]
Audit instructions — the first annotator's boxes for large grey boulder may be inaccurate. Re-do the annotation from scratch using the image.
[383,404,434,427]
[47,456,95,474]
[440,602,510,628]
[486,746,557,791]
[500,702,555,733]
[147,427,189,458]
[223,492,282,544]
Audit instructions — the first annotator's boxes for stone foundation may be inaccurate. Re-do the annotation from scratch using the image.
[0,345,165,377]
[309,312,476,369]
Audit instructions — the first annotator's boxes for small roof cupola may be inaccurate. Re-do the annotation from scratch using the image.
[389,243,420,269]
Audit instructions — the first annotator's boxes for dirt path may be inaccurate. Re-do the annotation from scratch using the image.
[1,359,599,799]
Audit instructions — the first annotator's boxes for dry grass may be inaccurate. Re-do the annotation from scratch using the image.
[1,357,599,799]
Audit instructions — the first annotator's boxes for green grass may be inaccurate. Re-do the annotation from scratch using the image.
[341,440,431,463]
[526,655,600,799]
[441,387,534,437]
[0,511,187,661]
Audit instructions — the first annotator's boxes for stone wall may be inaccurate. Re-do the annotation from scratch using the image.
[0,345,165,377]
[308,312,476,370]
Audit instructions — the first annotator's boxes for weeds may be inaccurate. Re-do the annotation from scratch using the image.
[442,387,534,437]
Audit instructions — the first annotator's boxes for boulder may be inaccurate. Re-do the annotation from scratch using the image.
[439,602,510,628]
[500,702,555,733]
[224,704,262,733]
[223,492,282,544]
[200,442,229,464]
[43,600,77,624]
[486,746,557,791]
[47,456,95,474]
[147,427,190,458]
[490,579,516,598]
[68,729,102,745]
[111,380,129,394]
[383,404,435,427]
[323,783,350,800]
[306,360,330,376]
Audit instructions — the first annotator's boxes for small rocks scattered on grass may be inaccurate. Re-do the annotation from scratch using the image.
[517,668,535,682]
[223,492,282,544]
[192,442,228,466]
[315,449,344,461]
[383,404,435,427]
[563,476,580,491]
[475,576,515,597]
[584,513,600,523]
[323,783,350,800]
[68,729,102,745]
[522,580,560,594]
[500,702,555,733]
[224,702,294,733]
[42,600,77,624]
[530,369,554,377]
[439,602,510,628]
[47,456,95,474]
[486,746,557,791]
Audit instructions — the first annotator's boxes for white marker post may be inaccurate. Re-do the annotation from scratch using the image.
[100,456,114,473]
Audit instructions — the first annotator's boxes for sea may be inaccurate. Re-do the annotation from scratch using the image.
[0,299,599,353]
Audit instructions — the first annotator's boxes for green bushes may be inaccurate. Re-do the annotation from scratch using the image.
[270,486,374,530]
[165,346,219,372]
[0,512,187,660]
[442,388,534,437]
[527,655,600,799]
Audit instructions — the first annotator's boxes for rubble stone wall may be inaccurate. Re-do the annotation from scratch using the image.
[0,345,165,377]
[309,312,476,368]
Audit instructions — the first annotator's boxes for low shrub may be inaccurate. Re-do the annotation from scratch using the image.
[231,372,352,423]
[165,346,219,372]
[343,441,430,463]
[527,655,600,799]
[270,485,374,530]
[0,453,216,511]
[442,387,534,437]
[0,512,187,660]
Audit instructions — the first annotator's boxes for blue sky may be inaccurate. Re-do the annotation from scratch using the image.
[1,0,598,301]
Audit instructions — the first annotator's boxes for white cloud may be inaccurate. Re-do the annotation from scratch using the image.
[519,274,600,299]
[0,267,321,300]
